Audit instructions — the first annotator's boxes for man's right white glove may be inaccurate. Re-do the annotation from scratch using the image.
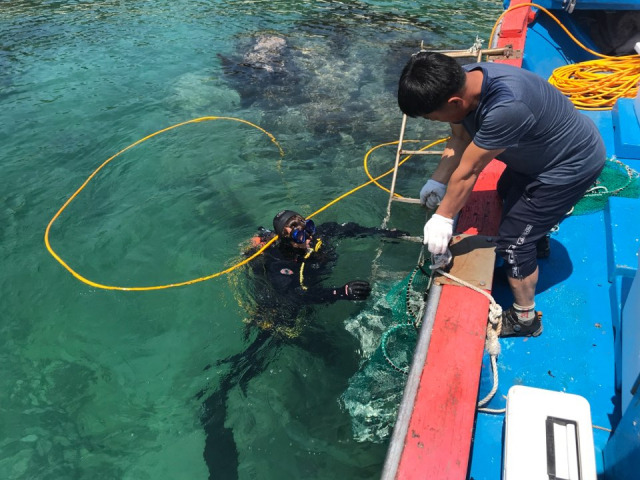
[419,179,447,209]
[423,214,453,255]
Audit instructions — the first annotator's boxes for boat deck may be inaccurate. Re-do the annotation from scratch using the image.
[471,207,618,477]
[469,5,640,478]
[384,3,640,478]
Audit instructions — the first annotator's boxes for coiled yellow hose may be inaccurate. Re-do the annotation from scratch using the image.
[491,2,640,110]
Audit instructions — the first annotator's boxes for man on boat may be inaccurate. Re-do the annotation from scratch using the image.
[397,51,606,337]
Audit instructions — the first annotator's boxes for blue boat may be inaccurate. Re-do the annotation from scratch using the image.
[382,1,640,478]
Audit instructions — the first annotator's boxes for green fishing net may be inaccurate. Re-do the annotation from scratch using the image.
[339,158,640,442]
[340,265,432,442]
[378,265,431,374]
[572,157,640,215]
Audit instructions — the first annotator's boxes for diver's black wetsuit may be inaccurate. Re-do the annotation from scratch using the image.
[252,221,402,302]
[199,221,406,480]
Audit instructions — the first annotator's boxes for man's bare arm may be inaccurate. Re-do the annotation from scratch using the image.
[431,123,473,184]
[436,142,504,219]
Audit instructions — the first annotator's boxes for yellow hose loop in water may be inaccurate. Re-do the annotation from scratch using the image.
[307,137,448,220]
[45,113,447,291]
[44,116,283,291]
[362,138,449,197]
[490,2,640,110]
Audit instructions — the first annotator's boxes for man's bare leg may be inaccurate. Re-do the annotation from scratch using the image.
[507,266,538,307]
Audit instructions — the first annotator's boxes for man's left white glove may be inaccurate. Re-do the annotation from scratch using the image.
[419,179,447,209]
[423,214,453,255]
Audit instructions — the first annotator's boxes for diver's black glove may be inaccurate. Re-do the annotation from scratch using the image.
[334,281,371,301]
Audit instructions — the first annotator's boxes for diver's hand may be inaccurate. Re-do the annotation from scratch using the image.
[423,214,453,255]
[335,281,371,301]
[419,179,446,209]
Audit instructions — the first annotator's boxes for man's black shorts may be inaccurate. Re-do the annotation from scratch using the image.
[495,166,604,278]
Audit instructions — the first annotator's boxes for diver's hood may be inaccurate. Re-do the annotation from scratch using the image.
[272,209,300,237]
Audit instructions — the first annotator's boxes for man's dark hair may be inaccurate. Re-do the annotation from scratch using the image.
[397,51,466,117]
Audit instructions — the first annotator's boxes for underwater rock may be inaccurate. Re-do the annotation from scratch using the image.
[241,35,287,73]
[217,30,413,142]
[217,34,298,109]
[218,34,290,76]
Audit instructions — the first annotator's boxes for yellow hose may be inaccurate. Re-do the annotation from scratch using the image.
[44,116,283,291]
[363,138,449,197]
[490,2,640,110]
[45,115,444,291]
[307,137,447,219]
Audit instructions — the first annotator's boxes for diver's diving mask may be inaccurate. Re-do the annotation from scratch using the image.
[290,219,316,244]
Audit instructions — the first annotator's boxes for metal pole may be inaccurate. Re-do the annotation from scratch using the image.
[380,281,443,480]
[383,114,409,228]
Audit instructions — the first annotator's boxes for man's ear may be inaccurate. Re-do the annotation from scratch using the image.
[447,96,464,108]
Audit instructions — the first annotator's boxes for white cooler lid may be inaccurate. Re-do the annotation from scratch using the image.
[503,385,597,480]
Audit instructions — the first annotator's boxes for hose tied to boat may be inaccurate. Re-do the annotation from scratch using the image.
[491,3,640,110]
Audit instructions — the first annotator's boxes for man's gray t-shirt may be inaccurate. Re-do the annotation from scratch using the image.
[461,62,605,185]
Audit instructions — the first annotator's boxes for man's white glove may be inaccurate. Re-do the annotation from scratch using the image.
[423,214,454,255]
[419,179,447,209]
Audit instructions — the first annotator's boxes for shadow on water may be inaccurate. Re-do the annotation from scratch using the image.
[195,234,329,479]
[198,330,277,480]
[196,318,363,479]
[195,221,383,479]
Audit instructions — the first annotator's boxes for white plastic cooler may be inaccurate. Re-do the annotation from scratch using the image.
[503,385,597,480]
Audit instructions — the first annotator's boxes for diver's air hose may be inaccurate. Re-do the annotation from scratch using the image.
[299,239,322,291]
[45,115,444,291]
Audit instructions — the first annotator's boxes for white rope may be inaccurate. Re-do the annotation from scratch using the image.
[433,267,505,413]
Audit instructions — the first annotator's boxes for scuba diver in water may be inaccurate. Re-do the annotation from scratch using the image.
[198,209,408,479]
[244,209,382,326]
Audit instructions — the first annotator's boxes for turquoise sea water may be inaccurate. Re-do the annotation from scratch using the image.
[1,1,502,478]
